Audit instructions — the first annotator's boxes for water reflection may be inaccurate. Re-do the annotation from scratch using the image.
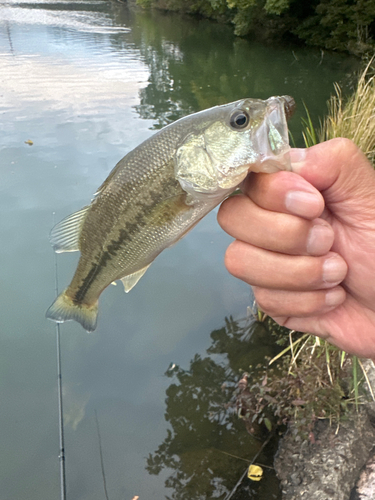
[0,9,147,116]
[147,317,282,499]
[129,10,359,138]
[1,0,130,34]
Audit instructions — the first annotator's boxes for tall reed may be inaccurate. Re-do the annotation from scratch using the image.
[321,61,375,165]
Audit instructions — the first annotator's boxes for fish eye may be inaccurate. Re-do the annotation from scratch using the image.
[229,110,250,130]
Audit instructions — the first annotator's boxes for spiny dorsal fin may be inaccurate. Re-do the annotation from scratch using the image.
[50,206,90,253]
[120,265,151,293]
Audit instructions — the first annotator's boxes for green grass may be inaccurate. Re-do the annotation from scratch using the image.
[279,62,375,412]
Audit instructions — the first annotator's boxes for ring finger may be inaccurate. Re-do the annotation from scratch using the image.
[225,242,348,291]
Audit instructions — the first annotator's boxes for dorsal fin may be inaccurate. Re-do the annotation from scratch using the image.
[94,158,125,196]
[50,206,90,253]
[120,265,151,293]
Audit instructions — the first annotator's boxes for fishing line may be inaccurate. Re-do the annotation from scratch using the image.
[94,410,110,500]
[224,430,275,500]
[52,213,67,500]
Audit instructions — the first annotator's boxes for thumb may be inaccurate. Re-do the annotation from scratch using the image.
[290,138,375,222]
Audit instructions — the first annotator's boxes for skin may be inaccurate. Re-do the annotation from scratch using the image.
[218,138,375,360]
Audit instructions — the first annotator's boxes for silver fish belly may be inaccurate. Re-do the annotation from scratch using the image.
[46,95,295,332]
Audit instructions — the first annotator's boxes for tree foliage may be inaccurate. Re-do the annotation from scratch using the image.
[294,0,375,54]
[144,313,362,498]
[137,0,375,55]
[146,317,283,499]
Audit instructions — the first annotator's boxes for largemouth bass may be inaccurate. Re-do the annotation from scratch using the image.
[46,95,295,332]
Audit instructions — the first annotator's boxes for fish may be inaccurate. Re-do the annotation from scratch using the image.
[46,95,295,332]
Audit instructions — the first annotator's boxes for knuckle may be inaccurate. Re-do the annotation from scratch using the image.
[224,241,243,278]
[329,137,361,163]
[217,200,231,231]
[217,196,239,232]
[253,287,274,314]
[330,136,356,151]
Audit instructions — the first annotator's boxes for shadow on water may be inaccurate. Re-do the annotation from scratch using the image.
[146,316,283,500]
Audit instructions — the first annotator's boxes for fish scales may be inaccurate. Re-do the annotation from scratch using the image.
[46,95,295,332]
[71,123,212,304]
[71,162,196,305]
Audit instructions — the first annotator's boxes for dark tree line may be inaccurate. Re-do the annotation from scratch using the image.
[136,0,375,56]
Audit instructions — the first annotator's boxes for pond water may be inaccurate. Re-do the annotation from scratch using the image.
[0,2,359,499]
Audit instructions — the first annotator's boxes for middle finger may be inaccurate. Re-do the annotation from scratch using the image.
[218,194,334,256]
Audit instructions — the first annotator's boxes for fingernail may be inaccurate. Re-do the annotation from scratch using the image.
[323,257,347,283]
[307,222,334,255]
[285,190,321,217]
[289,148,307,173]
[325,287,345,307]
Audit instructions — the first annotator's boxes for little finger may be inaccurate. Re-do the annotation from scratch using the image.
[253,286,346,318]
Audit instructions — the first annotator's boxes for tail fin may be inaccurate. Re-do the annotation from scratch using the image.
[46,291,98,333]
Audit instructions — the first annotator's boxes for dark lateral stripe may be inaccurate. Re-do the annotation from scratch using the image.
[73,221,144,303]
[73,179,183,304]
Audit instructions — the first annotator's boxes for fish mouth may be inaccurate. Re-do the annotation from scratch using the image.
[281,95,296,120]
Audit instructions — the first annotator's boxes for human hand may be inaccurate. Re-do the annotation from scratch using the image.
[218,138,375,359]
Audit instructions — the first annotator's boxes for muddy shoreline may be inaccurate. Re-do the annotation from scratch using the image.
[274,361,375,500]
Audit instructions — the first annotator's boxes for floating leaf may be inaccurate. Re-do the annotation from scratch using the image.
[264,417,272,431]
[248,464,263,481]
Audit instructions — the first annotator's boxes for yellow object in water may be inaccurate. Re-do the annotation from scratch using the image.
[248,464,263,481]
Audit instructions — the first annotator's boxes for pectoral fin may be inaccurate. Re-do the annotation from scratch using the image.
[50,206,90,253]
[121,265,151,293]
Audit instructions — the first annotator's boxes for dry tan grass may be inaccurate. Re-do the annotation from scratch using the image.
[321,60,375,164]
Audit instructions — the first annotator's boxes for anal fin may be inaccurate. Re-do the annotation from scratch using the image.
[120,264,151,293]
